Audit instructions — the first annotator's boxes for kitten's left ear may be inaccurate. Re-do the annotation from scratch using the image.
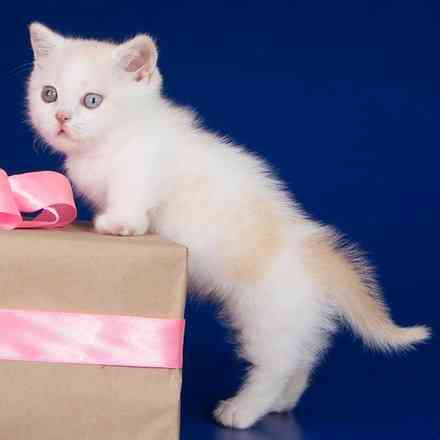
[29,22,63,64]
[114,35,158,82]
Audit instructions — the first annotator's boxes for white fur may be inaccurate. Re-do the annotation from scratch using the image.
[27,23,429,429]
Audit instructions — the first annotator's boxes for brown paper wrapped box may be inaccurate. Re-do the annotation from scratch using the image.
[0,224,187,440]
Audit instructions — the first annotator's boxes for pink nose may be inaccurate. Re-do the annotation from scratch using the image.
[55,111,71,124]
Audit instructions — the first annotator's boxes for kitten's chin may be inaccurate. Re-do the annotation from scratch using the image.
[35,125,95,155]
[47,133,82,155]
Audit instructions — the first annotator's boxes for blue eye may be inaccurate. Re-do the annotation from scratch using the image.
[83,93,103,109]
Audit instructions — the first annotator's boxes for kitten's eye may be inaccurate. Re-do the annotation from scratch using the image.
[83,93,104,109]
[41,86,57,103]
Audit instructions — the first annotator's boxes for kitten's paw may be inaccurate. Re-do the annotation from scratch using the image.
[214,398,261,429]
[94,213,149,236]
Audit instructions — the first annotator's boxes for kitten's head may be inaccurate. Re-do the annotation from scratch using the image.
[27,23,161,154]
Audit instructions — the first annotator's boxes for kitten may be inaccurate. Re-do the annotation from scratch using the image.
[27,23,430,429]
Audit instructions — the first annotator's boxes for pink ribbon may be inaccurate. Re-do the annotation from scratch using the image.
[0,309,185,369]
[0,169,77,230]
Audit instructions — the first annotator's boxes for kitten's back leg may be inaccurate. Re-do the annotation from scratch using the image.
[213,262,333,429]
[214,360,292,429]
[270,366,311,414]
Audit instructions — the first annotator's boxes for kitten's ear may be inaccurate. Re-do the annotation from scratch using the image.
[29,22,63,63]
[114,35,158,82]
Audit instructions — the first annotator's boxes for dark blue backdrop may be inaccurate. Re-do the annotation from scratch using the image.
[1,1,438,439]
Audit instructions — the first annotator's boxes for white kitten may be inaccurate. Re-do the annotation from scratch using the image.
[27,23,430,429]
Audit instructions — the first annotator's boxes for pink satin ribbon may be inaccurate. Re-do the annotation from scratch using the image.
[0,309,185,369]
[0,169,77,230]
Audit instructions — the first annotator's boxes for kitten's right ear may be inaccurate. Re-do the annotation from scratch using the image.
[29,22,63,64]
[114,35,158,82]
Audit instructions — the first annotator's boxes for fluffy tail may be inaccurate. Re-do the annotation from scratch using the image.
[305,227,431,352]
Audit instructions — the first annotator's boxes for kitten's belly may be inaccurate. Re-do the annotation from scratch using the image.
[153,228,226,293]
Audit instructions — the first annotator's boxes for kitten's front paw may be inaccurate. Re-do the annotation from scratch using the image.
[214,398,260,429]
[94,213,149,236]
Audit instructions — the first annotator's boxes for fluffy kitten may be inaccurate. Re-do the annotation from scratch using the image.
[27,23,430,429]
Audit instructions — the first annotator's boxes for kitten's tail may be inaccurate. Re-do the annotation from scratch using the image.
[306,227,431,352]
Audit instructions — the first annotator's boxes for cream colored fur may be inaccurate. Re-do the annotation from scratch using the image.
[27,23,430,429]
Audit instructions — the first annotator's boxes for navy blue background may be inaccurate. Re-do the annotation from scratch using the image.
[1,1,438,439]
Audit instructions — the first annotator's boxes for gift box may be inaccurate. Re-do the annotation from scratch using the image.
[0,223,187,440]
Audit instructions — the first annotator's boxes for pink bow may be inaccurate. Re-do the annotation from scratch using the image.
[0,169,77,230]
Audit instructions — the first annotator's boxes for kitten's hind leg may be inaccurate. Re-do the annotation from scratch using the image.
[270,367,311,414]
[214,355,293,429]
[213,276,331,429]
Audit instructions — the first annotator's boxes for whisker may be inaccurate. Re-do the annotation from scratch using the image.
[31,134,54,156]
[32,137,40,155]
[9,62,33,74]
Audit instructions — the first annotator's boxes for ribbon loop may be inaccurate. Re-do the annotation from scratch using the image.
[0,169,77,230]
